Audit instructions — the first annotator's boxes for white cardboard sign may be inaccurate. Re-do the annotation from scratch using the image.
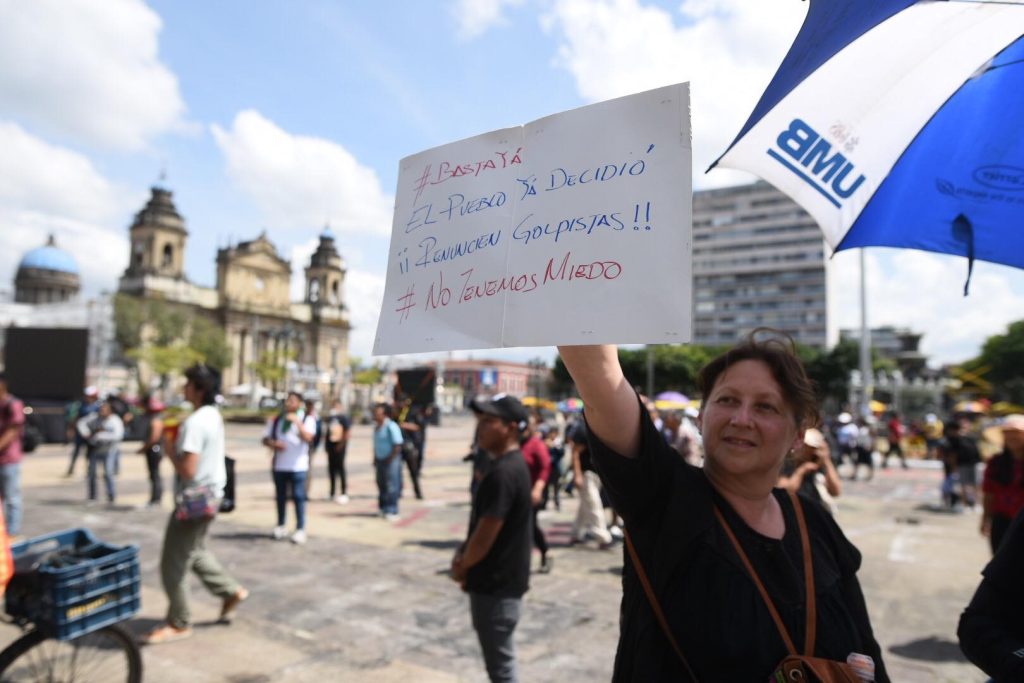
[373,83,692,355]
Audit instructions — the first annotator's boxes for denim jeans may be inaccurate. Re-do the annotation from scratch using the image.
[0,463,22,535]
[87,449,117,502]
[272,470,307,530]
[67,436,86,474]
[470,592,521,682]
[374,457,402,514]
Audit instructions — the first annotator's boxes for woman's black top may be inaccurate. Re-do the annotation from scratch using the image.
[589,403,889,682]
[958,508,1024,682]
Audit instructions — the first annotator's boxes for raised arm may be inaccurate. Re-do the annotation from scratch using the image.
[557,344,641,458]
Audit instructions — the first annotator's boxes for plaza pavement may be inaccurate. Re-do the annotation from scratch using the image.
[1,414,995,682]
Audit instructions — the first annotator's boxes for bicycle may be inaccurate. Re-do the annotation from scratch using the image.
[0,528,143,682]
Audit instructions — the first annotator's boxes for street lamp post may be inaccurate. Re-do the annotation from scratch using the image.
[329,341,339,401]
[527,357,547,402]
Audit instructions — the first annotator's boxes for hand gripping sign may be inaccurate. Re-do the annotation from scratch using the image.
[374,83,693,355]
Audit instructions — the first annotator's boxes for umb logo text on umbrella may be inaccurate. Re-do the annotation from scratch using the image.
[374,83,694,356]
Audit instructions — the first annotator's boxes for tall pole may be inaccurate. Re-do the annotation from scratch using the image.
[858,249,872,419]
[248,314,260,410]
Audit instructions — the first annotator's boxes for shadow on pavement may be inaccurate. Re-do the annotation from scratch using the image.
[590,566,623,577]
[889,636,968,663]
[913,503,969,516]
[404,539,463,551]
[212,531,276,542]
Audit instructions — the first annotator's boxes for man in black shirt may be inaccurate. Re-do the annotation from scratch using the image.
[451,394,532,683]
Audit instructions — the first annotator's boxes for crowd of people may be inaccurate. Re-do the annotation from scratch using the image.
[2,339,1023,681]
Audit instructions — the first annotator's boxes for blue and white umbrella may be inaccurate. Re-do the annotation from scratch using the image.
[711,0,1024,293]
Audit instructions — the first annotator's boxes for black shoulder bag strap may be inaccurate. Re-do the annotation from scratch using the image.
[623,531,699,682]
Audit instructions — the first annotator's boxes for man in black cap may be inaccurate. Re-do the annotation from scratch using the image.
[451,394,532,683]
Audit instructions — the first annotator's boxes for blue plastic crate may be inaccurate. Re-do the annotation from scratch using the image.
[6,528,140,641]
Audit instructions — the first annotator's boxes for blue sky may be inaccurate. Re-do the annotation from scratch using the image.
[2,0,1023,367]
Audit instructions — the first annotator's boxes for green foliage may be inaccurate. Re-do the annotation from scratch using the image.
[965,320,1024,404]
[113,293,145,351]
[189,315,234,370]
[348,357,383,386]
[249,349,292,386]
[114,295,233,382]
[553,344,722,397]
[127,345,202,384]
[353,366,383,385]
[552,338,894,408]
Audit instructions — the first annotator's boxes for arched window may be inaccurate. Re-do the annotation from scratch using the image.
[162,243,174,268]
[331,280,340,304]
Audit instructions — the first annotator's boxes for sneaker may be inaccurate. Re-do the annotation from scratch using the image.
[272,525,288,540]
[538,556,553,574]
[609,525,624,540]
[291,529,307,545]
[335,494,349,505]
[218,587,249,623]
[384,513,400,522]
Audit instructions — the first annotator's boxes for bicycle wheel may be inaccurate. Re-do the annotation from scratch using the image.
[0,624,142,682]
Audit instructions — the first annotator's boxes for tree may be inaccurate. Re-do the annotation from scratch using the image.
[352,359,383,386]
[964,320,1024,404]
[190,315,234,370]
[114,294,233,390]
[250,349,292,393]
[113,293,145,352]
[553,344,722,398]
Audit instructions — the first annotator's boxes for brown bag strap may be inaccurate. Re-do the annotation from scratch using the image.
[623,531,699,683]
[712,490,817,657]
[788,488,817,655]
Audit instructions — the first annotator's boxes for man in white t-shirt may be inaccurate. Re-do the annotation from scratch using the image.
[262,391,317,544]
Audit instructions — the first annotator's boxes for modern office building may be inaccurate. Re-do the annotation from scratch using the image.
[691,181,834,349]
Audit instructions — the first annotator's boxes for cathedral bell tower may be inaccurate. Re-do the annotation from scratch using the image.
[123,186,188,279]
[304,227,346,319]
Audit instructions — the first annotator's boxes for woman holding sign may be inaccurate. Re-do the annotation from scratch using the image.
[558,332,888,682]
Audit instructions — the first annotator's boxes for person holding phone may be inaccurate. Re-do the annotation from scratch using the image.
[262,391,316,544]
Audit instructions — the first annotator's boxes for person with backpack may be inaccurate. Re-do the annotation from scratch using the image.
[0,373,26,538]
[262,391,316,544]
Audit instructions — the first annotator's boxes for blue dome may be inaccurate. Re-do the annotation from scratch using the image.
[18,245,79,275]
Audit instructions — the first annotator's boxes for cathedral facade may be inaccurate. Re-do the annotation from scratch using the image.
[117,186,351,398]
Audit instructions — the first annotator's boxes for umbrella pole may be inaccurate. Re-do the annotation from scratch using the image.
[858,249,873,420]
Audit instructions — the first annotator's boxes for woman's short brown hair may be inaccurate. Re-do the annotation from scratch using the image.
[697,329,820,429]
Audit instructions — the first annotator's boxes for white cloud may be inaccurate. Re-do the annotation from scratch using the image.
[0,0,188,151]
[831,249,1024,365]
[0,123,133,293]
[345,269,387,363]
[540,0,807,188]
[212,110,394,236]
[452,0,527,39]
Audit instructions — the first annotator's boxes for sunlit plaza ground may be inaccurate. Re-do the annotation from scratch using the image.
[3,414,993,682]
